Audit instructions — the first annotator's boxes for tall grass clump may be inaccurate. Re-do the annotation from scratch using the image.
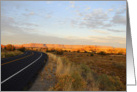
[97,74,125,91]
[1,50,23,58]
[47,53,87,91]
[81,64,91,79]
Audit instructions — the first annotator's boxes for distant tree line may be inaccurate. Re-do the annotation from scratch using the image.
[3,44,26,52]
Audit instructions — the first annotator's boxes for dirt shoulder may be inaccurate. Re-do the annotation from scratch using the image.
[29,53,57,91]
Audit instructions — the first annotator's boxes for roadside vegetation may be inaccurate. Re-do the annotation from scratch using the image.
[19,47,126,91]
[1,50,23,58]
[29,48,126,91]
[47,53,125,91]
[1,44,25,58]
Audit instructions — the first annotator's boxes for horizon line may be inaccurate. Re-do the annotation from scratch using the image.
[1,43,126,49]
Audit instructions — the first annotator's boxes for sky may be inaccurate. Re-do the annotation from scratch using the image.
[1,1,126,48]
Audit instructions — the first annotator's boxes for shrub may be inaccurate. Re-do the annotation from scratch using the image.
[77,50,80,53]
[90,53,94,56]
[47,48,56,52]
[5,44,15,51]
[98,51,107,55]
[18,47,26,52]
[55,50,64,55]
[117,52,123,55]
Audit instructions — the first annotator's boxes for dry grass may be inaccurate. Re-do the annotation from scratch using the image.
[48,52,126,91]
[62,52,126,85]
[29,51,126,91]
[1,50,23,58]
[29,53,57,91]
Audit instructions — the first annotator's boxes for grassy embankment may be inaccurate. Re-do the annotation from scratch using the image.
[46,51,126,91]
[1,50,23,58]
[1,44,25,58]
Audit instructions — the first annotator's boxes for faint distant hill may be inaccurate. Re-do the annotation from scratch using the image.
[13,43,125,53]
[14,43,47,48]
[1,43,126,54]
[14,43,113,49]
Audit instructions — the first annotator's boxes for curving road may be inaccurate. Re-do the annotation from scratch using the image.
[1,51,48,91]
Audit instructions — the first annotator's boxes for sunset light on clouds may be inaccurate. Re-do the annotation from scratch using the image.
[1,1,126,48]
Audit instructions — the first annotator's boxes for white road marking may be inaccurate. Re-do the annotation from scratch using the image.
[1,53,43,84]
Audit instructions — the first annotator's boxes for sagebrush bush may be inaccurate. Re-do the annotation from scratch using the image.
[117,52,123,55]
[90,53,94,56]
[98,51,107,55]
[55,50,64,55]
[18,47,26,52]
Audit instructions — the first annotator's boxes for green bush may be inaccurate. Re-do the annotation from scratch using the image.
[90,53,94,56]
[18,47,26,52]
[98,51,107,55]
[55,50,64,55]
[117,52,123,55]
[77,50,80,53]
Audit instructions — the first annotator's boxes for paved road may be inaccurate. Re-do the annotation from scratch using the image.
[1,51,48,91]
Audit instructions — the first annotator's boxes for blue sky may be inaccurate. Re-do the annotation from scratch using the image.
[1,1,126,48]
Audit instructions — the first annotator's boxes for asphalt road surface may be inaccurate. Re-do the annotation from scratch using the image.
[1,51,48,91]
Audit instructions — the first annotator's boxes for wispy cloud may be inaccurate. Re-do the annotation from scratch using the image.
[89,36,126,46]
[70,6,126,33]
[91,30,109,34]
[107,29,125,32]
[116,4,126,15]
[1,1,126,48]
[76,9,109,28]
[111,14,126,25]
[1,16,39,35]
